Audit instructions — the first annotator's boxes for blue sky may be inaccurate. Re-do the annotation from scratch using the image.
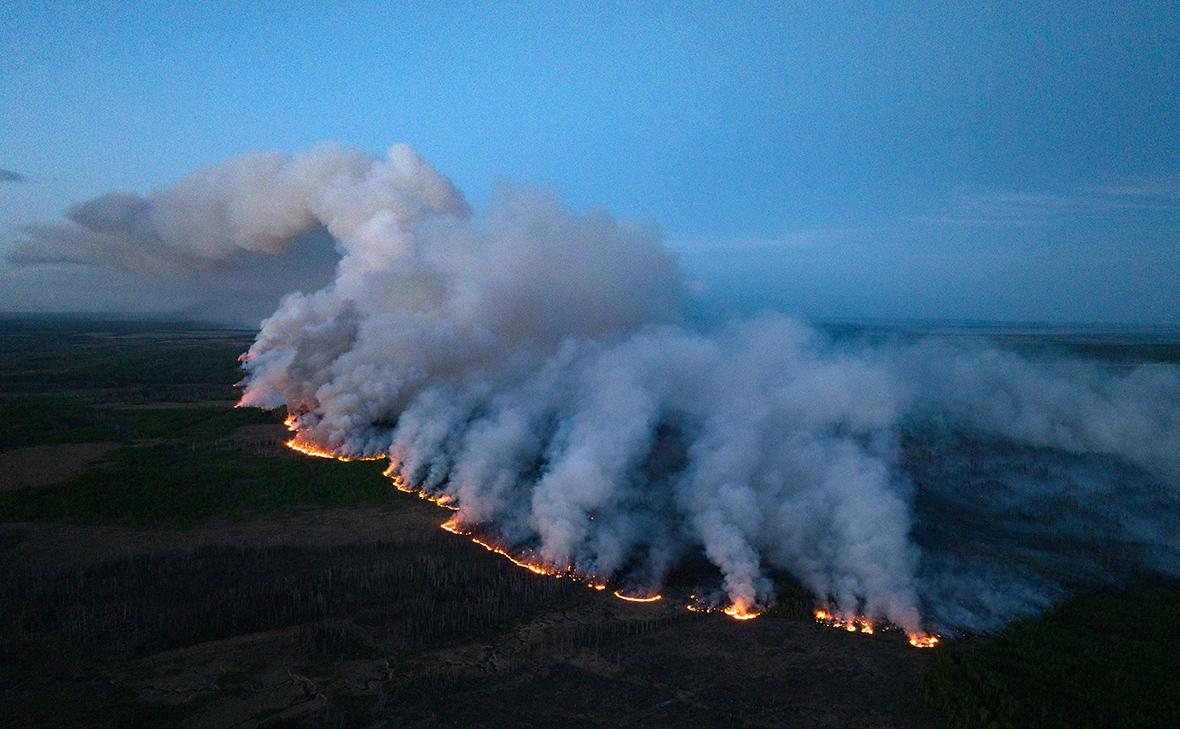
[1,1,1178,324]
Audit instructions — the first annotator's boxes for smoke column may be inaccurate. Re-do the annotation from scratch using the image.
[21,143,1180,634]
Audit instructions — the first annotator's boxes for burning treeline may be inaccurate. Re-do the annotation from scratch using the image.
[282,396,932,642]
[278,420,940,646]
[19,140,1173,641]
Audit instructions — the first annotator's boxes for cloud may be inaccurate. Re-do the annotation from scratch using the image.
[910,181,1180,228]
[0,168,31,183]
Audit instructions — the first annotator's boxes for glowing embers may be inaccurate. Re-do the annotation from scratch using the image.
[814,609,876,634]
[686,596,763,621]
[813,609,940,649]
[722,604,762,621]
[612,590,663,603]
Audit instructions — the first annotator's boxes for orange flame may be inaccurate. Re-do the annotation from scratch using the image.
[284,437,384,461]
[722,604,762,621]
[813,609,938,647]
[440,515,466,535]
[470,536,565,576]
[437,520,626,593]
[282,431,930,633]
[813,609,875,634]
[280,413,385,461]
[381,465,461,509]
[612,590,663,603]
[684,597,761,621]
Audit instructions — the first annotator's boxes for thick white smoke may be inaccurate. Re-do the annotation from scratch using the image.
[25,142,1180,634]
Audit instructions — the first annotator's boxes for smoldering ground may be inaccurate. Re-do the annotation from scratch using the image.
[11,143,1180,635]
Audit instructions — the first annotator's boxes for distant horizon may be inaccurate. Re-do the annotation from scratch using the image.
[3,3,1178,326]
[5,308,1180,337]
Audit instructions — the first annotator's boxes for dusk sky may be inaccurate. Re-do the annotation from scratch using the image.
[2,1,1177,325]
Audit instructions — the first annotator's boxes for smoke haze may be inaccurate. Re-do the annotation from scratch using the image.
[16,143,1180,634]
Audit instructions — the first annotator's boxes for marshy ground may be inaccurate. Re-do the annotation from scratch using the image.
[0,318,1176,728]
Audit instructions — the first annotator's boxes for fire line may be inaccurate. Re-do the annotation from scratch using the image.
[273,420,939,646]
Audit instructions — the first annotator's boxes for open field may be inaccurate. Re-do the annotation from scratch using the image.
[1,318,1177,728]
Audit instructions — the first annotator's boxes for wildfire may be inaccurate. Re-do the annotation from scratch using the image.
[280,413,384,461]
[423,492,459,509]
[438,518,656,595]
[813,609,875,634]
[382,465,461,509]
[278,428,933,638]
[283,437,384,461]
[813,609,940,648]
[722,604,763,621]
[442,516,569,578]
[440,515,466,535]
[471,537,566,576]
[685,596,762,621]
[612,590,663,603]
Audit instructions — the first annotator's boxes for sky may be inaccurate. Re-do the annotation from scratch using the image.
[1,1,1177,325]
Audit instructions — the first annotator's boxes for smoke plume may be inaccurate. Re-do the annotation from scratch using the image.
[28,143,1180,634]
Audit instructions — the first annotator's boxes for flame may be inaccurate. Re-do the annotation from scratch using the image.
[382,464,461,509]
[437,521,627,592]
[424,493,459,509]
[280,430,931,633]
[684,596,761,620]
[280,414,384,461]
[283,437,385,461]
[612,590,663,603]
[813,609,937,647]
[722,604,762,621]
[471,537,566,576]
[813,609,876,634]
[440,515,466,535]
[438,516,565,576]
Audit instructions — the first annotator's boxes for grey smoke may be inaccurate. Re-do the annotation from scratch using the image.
[22,142,1180,634]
